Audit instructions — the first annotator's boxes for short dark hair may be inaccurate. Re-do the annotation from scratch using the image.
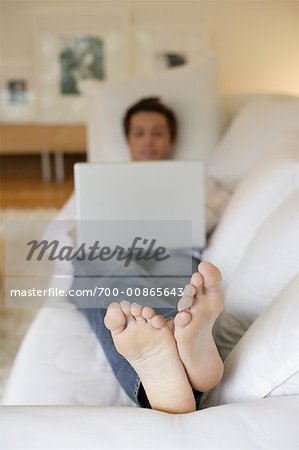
[123,97,177,142]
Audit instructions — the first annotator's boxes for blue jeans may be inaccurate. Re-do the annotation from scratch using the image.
[69,254,202,409]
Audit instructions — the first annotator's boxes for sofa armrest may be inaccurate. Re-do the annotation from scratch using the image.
[1,396,298,450]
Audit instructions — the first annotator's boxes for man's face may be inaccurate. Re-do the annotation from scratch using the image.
[127,112,174,161]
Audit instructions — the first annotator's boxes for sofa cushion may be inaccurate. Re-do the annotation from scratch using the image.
[203,130,299,289]
[204,273,299,406]
[2,305,135,407]
[79,52,221,162]
[207,95,299,191]
[212,188,299,360]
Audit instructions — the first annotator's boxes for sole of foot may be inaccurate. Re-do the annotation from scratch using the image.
[174,261,224,392]
[104,300,196,414]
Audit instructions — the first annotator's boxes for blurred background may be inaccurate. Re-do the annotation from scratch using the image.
[0,0,297,210]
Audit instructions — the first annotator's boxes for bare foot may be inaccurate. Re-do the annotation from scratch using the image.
[104,300,196,414]
[174,261,224,392]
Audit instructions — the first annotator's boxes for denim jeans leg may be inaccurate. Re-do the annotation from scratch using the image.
[77,305,144,406]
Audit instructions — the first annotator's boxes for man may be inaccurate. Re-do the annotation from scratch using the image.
[123,97,176,161]
[58,97,226,413]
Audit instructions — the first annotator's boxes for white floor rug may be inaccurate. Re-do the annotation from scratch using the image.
[0,208,57,401]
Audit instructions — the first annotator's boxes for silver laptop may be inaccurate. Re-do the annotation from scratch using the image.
[74,161,205,249]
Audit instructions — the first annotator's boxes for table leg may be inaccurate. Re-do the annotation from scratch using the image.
[40,152,51,183]
[54,152,65,183]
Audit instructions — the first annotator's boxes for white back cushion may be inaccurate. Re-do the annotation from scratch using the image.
[266,372,299,398]
[203,130,299,289]
[204,273,299,406]
[207,95,299,191]
[79,52,221,162]
[213,188,299,360]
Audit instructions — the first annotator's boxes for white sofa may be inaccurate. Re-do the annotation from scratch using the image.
[1,59,299,449]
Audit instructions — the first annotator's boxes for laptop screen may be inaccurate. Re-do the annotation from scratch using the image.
[74,161,205,249]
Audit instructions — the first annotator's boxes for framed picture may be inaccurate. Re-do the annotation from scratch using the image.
[0,60,37,122]
[34,8,129,123]
[133,23,210,76]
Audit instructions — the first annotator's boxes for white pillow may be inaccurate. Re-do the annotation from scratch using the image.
[79,52,221,162]
[213,188,299,360]
[203,273,299,407]
[203,130,299,289]
[207,95,299,191]
[266,372,299,398]
[205,177,231,233]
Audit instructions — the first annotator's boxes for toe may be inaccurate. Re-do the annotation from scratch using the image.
[150,314,167,329]
[131,302,146,322]
[120,299,135,322]
[198,261,222,293]
[190,272,204,292]
[184,284,196,297]
[174,311,192,328]
[177,284,196,312]
[104,302,127,333]
[142,306,156,320]
[120,299,131,314]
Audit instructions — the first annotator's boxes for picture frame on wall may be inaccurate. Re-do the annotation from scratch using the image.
[34,8,129,123]
[0,60,37,123]
[133,23,210,76]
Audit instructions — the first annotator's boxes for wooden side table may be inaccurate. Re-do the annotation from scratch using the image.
[0,124,87,182]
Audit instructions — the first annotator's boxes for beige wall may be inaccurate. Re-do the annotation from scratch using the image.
[0,0,298,95]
